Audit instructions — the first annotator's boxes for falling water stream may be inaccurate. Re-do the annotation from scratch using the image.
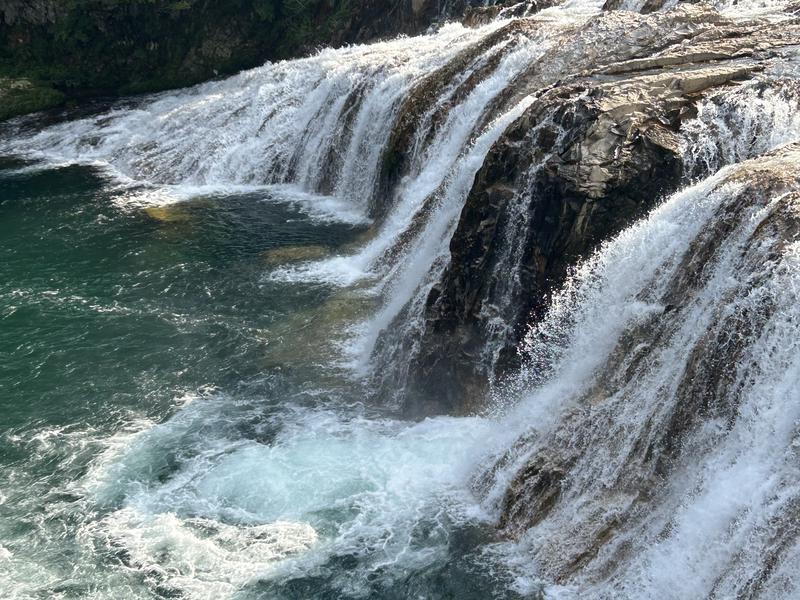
[1,0,800,598]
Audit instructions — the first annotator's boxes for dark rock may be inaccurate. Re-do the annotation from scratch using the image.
[462,0,560,27]
[398,5,800,416]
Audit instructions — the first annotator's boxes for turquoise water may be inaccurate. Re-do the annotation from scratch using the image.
[0,159,362,428]
[0,157,519,599]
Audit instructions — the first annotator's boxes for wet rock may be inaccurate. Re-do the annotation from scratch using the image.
[399,5,800,416]
[462,0,560,27]
[262,245,330,265]
[144,204,193,223]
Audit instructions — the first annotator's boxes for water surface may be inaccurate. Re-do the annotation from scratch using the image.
[0,159,517,599]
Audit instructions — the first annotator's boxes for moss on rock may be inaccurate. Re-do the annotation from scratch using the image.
[0,77,64,120]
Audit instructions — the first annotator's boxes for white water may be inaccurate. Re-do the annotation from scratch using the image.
[478,148,800,598]
[76,396,500,598]
[349,92,537,370]
[681,78,800,178]
[266,35,543,289]
[1,22,501,199]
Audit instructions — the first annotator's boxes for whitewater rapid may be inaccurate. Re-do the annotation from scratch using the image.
[75,397,499,597]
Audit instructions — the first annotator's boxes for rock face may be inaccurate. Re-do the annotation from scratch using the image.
[462,0,557,26]
[398,4,800,416]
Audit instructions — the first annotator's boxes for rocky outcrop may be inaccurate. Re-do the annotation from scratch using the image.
[601,0,697,13]
[462,0,559,27]
[399,5,800,416]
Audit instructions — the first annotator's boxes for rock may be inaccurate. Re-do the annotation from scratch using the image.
[262,245,330,265]
[145,204,193,222]
[397,4,800,416]
[462,0,559,27]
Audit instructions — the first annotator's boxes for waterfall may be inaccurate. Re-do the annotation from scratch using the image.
[2,0,800,597]
[471,144,800,597]
[355,94,537,374]
[476,77,800,391]
[0,21,503,202]
[681,78,800,179]
[2,0,796,407]
[0,0,607,385]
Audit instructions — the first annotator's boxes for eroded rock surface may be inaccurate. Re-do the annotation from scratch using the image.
[397,4,800,415]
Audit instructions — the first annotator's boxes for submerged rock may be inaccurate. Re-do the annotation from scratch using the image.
[144,204,193,223]
[262,245,330,265]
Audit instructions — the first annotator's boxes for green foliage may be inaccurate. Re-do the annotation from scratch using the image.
[284,0,315,15]
[53,10,95,46]
[0,80,65,121]
[253,0,277,21]
[0,0,361,120]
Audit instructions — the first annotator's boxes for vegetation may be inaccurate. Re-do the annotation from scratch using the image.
[0,78,65,120]
[0,0,362,119]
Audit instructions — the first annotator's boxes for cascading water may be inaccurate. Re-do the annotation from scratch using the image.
[2,0,800,598]
[477,76,800,391]
[476,144,800,598]
[0,22,503,200]
[681,78,800,179]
